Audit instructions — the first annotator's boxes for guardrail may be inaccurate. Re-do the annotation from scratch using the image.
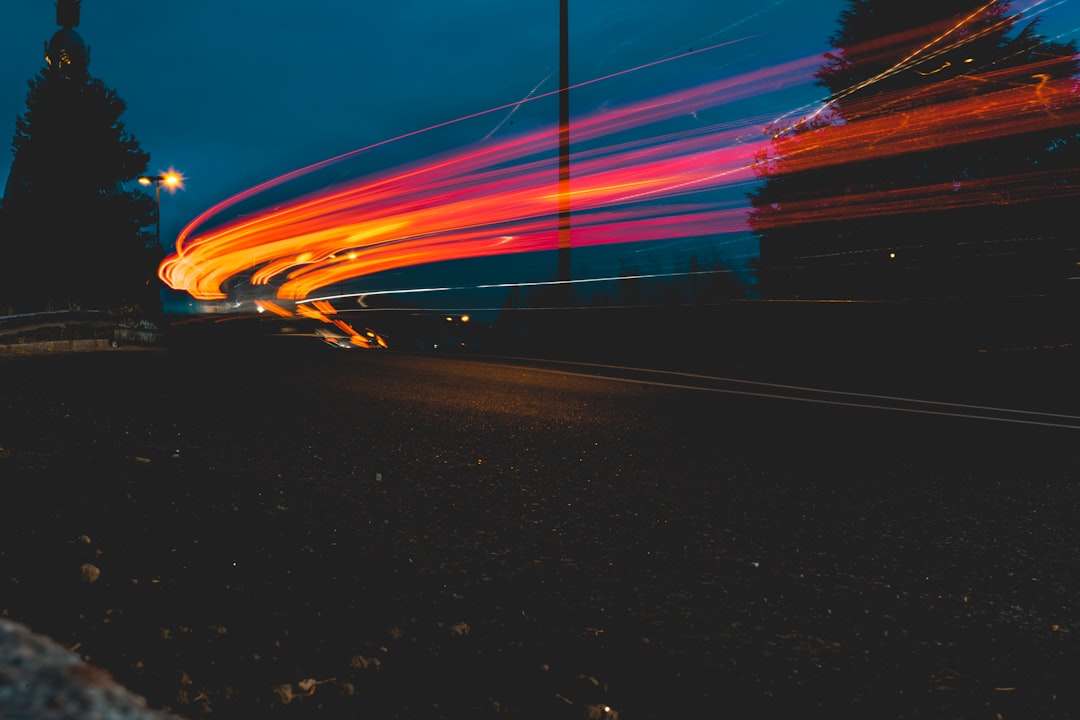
[0,311,161,355]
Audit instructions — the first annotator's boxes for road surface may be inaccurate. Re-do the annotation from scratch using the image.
[1,344,1078,719]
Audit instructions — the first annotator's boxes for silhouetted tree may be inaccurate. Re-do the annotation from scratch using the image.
[0,65,158,314]
[750,0,1079,300]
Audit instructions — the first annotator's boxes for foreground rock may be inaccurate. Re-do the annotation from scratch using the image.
[0,618,184,720]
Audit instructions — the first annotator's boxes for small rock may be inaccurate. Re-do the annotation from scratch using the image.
[274,684,295,704]
[80,563,101,583]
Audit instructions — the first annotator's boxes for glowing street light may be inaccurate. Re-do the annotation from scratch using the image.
[137,169,184,248]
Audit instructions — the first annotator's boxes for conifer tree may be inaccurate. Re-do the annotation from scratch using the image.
[1,56,158,314]
[750,1,1080,300]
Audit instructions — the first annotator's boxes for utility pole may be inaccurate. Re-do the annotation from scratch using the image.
[557,0,571,295]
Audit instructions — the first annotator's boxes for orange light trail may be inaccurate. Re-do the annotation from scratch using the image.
[159,47,820,305]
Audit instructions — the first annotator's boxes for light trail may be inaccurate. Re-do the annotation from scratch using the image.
[159,0,1078,339]
[308,266,742,310]
[162,35,759,268]
[159,47,819,302]
[752,1,1080,234]
[754,67,1080,227]
[786,0,1062,130]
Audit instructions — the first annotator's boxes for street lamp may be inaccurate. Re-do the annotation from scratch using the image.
[137,169,183,247]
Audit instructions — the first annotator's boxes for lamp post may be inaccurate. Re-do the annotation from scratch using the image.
[137,170,183,247]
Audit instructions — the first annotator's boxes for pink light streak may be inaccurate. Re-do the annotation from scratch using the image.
[159,44,821,303]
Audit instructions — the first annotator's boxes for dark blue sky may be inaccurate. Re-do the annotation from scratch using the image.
[1,1,850,244]
[2,1,1077,309]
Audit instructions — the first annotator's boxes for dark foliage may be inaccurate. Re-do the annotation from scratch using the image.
[0,66,159,315]
[749,1,1080,300]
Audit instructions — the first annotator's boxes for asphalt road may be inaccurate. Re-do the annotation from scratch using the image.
[1,343,1078,719]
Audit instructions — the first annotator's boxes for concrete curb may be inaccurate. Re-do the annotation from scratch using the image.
[0,339,117,356]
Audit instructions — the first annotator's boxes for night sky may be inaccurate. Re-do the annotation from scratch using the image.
[2,1,1077,310]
